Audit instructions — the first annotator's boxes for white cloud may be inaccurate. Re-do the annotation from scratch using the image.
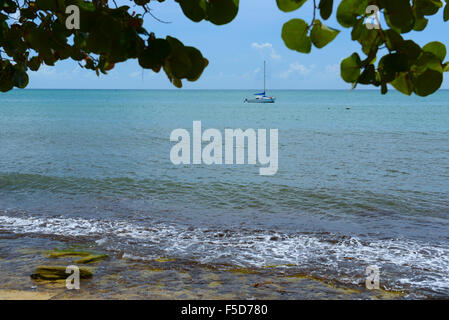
[129,71,142,78]
[325,64,339,75]
[279,62,315,78]
[251,42,281,60]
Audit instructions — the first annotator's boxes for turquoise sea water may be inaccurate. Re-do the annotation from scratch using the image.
[1,89,449,297]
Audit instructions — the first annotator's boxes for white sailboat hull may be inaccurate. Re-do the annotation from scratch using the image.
[244,97,275,103]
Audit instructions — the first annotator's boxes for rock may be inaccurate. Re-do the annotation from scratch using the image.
[47,250,108,264]
[226,267,258,274]
[154,257,175,263]
[31,266,93,280]
[47,250,91,258]
[253,281,272,288]
[74,254,109,264]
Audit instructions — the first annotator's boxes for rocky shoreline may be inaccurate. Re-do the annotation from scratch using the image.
[0,235,406,300]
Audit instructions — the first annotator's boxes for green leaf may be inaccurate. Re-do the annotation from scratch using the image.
[351,18,364,41]
[319,0,333,20]
[384,0,414,33]
[422,41,446,61]
[12,66,29,89]
[336,0,368,28]
[310,20,339,49]
[340,52,361,82]
[184,46,209,81]
[358,64,375,85]
[77,0,96,11]
[445,2,449,21]
[281,19,311,53]
[135,0,150,5]
[28,56,41,72]
[391,73,413,95]
[138,39,172,72]
[178,0,207,22]
[276,0,306,13]
[412,69,443,96]
[413,16,428,31]
[206,0,239,25]
[1,0,17,13]
[358,28,381,55]
[384,29,404,50]
[381,53,409,73]
[415,0,443,16]
[444,62,449,72]
[169,51,192,79]
[397,40,422,62]
[413,52,443,74]
[0,64,14,92]
[35,0,56,10]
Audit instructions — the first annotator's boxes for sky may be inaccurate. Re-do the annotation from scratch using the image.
[28,0,449,90]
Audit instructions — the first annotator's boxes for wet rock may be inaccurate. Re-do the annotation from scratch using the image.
[226,267,258,274]
[154,257,175,263]
[47,250,91,258]
[75,254,109,264]
[253,281,272,288]
[31,266,93,280]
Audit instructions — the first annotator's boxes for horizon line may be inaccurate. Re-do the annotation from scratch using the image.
[15,88,449,91]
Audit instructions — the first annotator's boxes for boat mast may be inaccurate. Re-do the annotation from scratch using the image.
[264,60,266,94]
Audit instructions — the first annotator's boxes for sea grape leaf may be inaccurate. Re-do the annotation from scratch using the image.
[413,15,428,31]
[184,46,209,81]
[138,38,172,72]
[336,0,368,28]
[445,2,449,21]
[413,52,444,74]
[206,0,239,25]
[276,0,307,13]
[319,0,333,20]
[310,20,339,49]
[412,69,443,96]
[178,0,207,22]
[28,56,41,71]
[12,66,29,88]
[358,64,375,85]
[384,0,414,33]
[340,52,361,82]
[391,72,413,95]
[422,41,446,62]
[281,19,311,53]
[415,0,443,16]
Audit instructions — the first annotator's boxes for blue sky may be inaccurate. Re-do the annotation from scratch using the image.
[28,0,449,90]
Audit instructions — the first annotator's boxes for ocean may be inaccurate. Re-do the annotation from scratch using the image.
[1,89,448,298]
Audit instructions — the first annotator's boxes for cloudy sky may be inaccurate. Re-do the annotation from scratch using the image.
[28,0,449,90]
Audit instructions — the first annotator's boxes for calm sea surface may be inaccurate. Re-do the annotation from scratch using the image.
[1,89,449,297]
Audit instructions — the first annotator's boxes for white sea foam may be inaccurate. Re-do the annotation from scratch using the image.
[1,214,449,296]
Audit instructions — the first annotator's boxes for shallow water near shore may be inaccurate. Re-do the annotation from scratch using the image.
[0,236,404,299]
[1,89,449,298]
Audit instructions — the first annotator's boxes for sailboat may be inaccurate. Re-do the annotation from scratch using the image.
[244,61,275,103]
